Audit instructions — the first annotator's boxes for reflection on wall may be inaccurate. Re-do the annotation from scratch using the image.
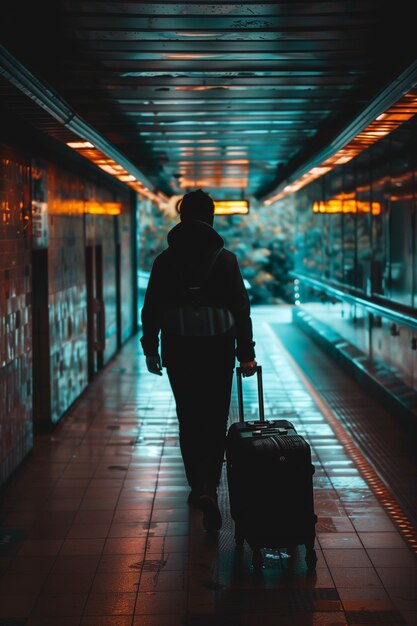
[0,140,136,486]
[47,168,88,423]
[0,147,33,483]
[85,187,132,367]
[289,115,417,391]
[102,214,118,363]
[120,209,134,343]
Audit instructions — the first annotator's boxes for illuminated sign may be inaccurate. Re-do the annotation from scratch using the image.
[84,201,122,215]
[214,200,249,215]
[176,199,249,215]
[312,199,381,215]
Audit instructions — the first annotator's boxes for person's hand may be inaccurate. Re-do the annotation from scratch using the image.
[240,360,257,377]
[146,355,163,376]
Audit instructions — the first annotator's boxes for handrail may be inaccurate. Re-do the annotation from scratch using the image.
[291,272,417,331]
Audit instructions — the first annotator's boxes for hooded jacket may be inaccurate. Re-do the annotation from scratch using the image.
[140,219,256,368]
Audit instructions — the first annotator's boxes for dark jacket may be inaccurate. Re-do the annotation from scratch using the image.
[140,219,256,368]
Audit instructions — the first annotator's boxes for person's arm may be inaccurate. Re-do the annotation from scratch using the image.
[140,256,164,372]
[228,255,257,375]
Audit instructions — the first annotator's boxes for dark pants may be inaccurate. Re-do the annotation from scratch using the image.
[167,362,234,494]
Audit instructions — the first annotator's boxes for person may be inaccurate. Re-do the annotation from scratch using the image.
[140,189,257,532]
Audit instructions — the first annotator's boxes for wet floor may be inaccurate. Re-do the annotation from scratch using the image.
[0,305,416,626]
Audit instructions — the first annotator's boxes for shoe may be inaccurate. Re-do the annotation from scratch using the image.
[187,490,202,507]
[200,493,222,532]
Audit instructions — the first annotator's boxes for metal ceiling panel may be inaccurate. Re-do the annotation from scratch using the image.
[1,1,416,199]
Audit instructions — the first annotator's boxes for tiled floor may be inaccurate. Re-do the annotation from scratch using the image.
[1,305,417,626]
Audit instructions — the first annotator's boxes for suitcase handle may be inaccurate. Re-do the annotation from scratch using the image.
[236,365,265,422]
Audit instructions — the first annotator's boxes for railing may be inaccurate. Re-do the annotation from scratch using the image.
[291,272,417,332]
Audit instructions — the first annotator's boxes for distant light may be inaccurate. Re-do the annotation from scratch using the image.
[312,198,381,214]
[179,178,247,188]
[84,201,121,216]
[178,32,221,37]
[176,199,249,215]
[166,53,218,59]
[214,200,249,215]
[175,86,247,92]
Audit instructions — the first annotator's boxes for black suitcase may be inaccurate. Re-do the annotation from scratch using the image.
[226,365,318,570]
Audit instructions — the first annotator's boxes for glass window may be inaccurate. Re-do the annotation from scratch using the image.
[388,129,413,306]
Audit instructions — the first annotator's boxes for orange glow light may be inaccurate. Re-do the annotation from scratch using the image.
[176,198,249,215]
[179,177,247,188]
[264,92,417,205]
[84,201,122,216]
[312,199,382,214]
[175,86,242,91]
[213,200,249,215]
[66,143,167,205]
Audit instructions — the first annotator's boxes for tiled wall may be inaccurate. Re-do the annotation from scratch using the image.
[47,167,89,423]
[0,141,136,486]
[0,147,33,483]
[85,188,132,367]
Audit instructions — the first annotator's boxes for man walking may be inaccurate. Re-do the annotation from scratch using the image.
[140,189,257,531]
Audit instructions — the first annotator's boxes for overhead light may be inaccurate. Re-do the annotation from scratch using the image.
[263,61,417,205]
[179,177,247,188]
[65,143,166,203]
[67,141,95,149]
[177,32,221,37]
[166,54,219,59]
[175,85,246,91]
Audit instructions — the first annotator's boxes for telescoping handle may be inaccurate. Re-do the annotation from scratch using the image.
[236,365,265,422]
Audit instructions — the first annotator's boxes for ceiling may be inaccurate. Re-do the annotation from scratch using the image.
[1,1,417,202]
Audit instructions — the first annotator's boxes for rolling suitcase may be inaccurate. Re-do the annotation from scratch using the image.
[226,365,318,569]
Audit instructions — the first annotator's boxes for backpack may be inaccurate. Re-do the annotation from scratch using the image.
[162,247,235,337]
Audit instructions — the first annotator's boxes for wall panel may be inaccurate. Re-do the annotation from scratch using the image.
[0,136,137,486]
[0,147,33,483]
[290,115,417,394]
[119,207,134,343]
[47,168,88,423]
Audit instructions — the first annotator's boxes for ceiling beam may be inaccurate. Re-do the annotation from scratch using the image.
[0,43,162,197]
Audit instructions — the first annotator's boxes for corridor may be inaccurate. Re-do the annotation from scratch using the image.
[1,306,416,626]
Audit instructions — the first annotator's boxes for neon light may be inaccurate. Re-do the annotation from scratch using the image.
[264,92,417,205]
[312,199,382,214]
[176,198,249,215]
[84,201,122,216]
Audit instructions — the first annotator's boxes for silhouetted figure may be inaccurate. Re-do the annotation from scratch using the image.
[140,189,257,531]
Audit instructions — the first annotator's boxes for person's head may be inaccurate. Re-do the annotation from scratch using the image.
[179,189,215,226]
